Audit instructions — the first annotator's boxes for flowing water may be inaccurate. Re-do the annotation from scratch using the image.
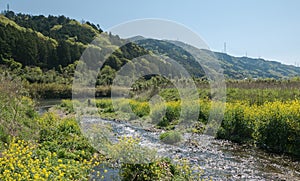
[37,99,62,114]
[37,101,299,181]
[84,118,300,181]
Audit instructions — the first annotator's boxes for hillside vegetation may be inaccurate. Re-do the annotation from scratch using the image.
[1,11,300,84]
[136,39,300,79]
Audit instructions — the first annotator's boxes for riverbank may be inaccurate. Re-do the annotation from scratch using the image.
[42,97,300,180]
[83,117,300,180]
[0,80,204,180]
[57,98,300,161]
[1,74,299,179]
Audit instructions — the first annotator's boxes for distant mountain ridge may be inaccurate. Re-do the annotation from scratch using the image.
[1,11,299,79]
[214,52,300,79]
[132,37,300,79]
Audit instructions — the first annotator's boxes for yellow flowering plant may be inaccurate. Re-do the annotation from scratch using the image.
[0,138,101,181]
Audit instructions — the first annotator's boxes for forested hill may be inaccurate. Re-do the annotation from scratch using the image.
[214,52,300,79]
[135,39,300,79]
[0,11,103,68]
[1,11,300,79]
[0,11,152,73]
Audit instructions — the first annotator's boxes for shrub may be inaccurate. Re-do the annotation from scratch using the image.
[118,137,203,180]
[217,100,300,159]
[0,138,99,180]
[0,77,39,147]
[165,102,180,122]
[154,102,180,127]
[129,100,150,117]
[159,88,180,102]
[121,159,174,181]
[256,101,300,158]
[217,102,254,143]
[198,100,210,123]
[106,136,156,164]
[38,116,95,160]
[160,131,183,144]
[95,99,114,113]
[58,99,82,114]
[121,157,204,180]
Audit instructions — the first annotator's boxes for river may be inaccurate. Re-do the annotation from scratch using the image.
[83,118,300,181]
[38,101,300,180]
[37,99,62,114]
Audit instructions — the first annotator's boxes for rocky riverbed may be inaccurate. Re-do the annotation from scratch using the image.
[82,117,300,181]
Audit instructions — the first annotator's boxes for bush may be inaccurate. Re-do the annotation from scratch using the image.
[38,115,95,160]
[59,99,75,113]
[198,100,210,123]
[121,159,174,181]
[217,102,254,143]
[165,102,180,122]
[114,99,150,118]
[129,100,150,117]
[160,131,183,144]
[159,88,180,102]
[154,102,180,127]
[118,137,202,180]
[95,99,114,113]
[256,101,300,158]
[121,157,203,181]
[0,77,39,147]
[217,100,300,159]
[0,138,99,180]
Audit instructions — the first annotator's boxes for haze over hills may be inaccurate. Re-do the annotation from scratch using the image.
[1,11,300,79]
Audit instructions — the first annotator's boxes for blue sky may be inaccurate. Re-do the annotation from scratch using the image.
[0,0,299,65]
